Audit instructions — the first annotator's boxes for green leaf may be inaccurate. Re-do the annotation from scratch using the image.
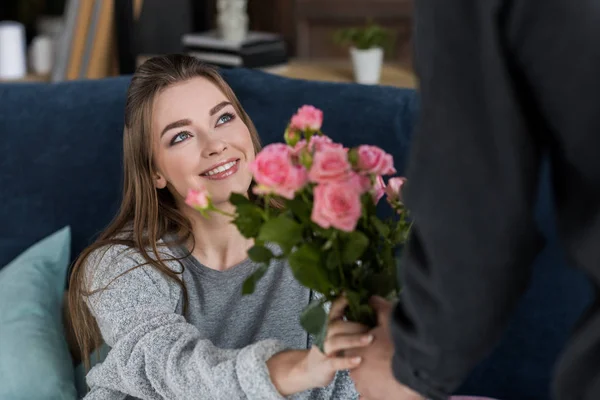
[321,239,334,251]
[300,301,328,336]
[392,220,412,244]
[300,301,329,352]
[381,243,395,274]
[233,204,264,238]
[341,231,369,264]
[247,244,274,263]
[351,264,366,287]
[371,216,390,238]
[242,264,268,295]
[333,20,394,54]
[286,197,312,223]
[229,192,253,207]
[364,270,398,299]
[258,214,303,247]
[288,244,330,293]
[319,228,337,240]
[326,250,341,270]
[392,226,402,244]
[345,290,377,327]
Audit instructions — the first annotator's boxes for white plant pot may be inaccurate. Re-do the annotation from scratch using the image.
[350,47,383,85]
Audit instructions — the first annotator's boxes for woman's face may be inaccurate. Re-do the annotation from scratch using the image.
[152,77,255,206]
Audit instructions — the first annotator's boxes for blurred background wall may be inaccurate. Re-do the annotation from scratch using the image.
[0,0,414,85]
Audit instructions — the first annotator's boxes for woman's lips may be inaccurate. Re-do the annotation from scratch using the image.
[201,159,240,180]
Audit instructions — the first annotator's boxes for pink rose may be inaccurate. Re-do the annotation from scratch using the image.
[294,136,343,157]
[356,145,396,176]
[372,175,386,204]
[385,177,406,203]
[309,146,352,184]
[308,135,343,152]
[185,187,211,210]
[347,172,371,194]
[250,144,308,199]
[311,181,362,232]
[290,105,323,131]
[293,139,307,156]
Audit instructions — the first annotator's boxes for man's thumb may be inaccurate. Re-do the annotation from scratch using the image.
[369,296,392,323]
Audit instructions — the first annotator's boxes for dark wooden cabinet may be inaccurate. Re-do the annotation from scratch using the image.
[294,0,413,65]
[204,0,413,66]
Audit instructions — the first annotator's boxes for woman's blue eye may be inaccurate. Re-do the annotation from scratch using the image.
[217,112,234,126]
[171,131,191,145]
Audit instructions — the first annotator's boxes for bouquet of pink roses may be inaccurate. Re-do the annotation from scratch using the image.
[188,105,410,348]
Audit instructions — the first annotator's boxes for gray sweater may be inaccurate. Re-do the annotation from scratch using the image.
[82,240,357,400]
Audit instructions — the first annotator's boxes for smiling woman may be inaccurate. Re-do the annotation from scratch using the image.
[67,54,370,400]
[152,77,255,208]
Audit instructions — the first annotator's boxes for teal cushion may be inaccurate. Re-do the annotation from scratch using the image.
[74,343,110,398]
[0,226,77,400]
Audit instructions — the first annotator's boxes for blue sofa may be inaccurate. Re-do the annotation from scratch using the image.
[0,68,592,399]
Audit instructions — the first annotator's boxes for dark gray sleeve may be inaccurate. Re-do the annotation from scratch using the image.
[504,1,600,398]
[389,0,553,397]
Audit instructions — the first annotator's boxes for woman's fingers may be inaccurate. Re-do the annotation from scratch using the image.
[327,320,370,337]
[323,333,374,356]
[325,353,363,371]
[324,303,372,357]
[328,296,348,322]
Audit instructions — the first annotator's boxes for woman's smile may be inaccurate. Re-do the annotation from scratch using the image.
[200,158,241,180]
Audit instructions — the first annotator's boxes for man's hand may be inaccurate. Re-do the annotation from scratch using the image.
[347,296,425,400]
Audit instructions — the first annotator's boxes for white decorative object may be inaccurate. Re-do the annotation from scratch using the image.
[217,0,248,43]
[29,35,54,75]
[0,21,27,80]
[350,47,384,85]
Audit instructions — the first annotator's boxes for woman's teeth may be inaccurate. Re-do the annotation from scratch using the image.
[204,160,237,176]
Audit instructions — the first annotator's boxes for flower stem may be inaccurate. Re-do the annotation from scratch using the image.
[301,190,310,204]
[264,194,271,219]
[334,237,346,288]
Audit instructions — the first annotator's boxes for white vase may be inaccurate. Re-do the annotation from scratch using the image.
[350,47,384,85]
[0,21,27,80]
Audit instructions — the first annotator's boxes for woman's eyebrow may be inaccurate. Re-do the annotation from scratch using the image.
[209,101,232,116]
[160,119,192,138]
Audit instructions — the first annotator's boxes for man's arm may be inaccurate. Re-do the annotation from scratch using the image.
[390,0,546,397]
[507,1,600,398]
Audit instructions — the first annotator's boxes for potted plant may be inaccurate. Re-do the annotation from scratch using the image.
[334,20,393,85]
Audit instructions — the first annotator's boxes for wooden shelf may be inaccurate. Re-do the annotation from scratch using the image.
[0,74,50,83]
[266,59,416,88]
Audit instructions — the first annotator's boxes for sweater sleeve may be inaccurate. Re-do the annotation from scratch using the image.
[83,245,287,400]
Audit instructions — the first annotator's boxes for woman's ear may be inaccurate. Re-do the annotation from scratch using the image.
[154,172,167,189]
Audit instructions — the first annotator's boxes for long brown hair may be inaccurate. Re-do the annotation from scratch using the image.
[68,54,264,369]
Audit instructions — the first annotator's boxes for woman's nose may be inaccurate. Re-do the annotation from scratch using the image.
[201,136,228,157]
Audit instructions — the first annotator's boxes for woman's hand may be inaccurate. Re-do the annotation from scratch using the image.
[305,296,374,387]
[267,296,373,396]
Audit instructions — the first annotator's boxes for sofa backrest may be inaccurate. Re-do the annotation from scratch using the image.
[0,70,418,269]
[0,68,591,399]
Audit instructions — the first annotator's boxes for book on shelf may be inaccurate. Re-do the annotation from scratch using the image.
[182,30,288,69]
[52,0,118,82]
